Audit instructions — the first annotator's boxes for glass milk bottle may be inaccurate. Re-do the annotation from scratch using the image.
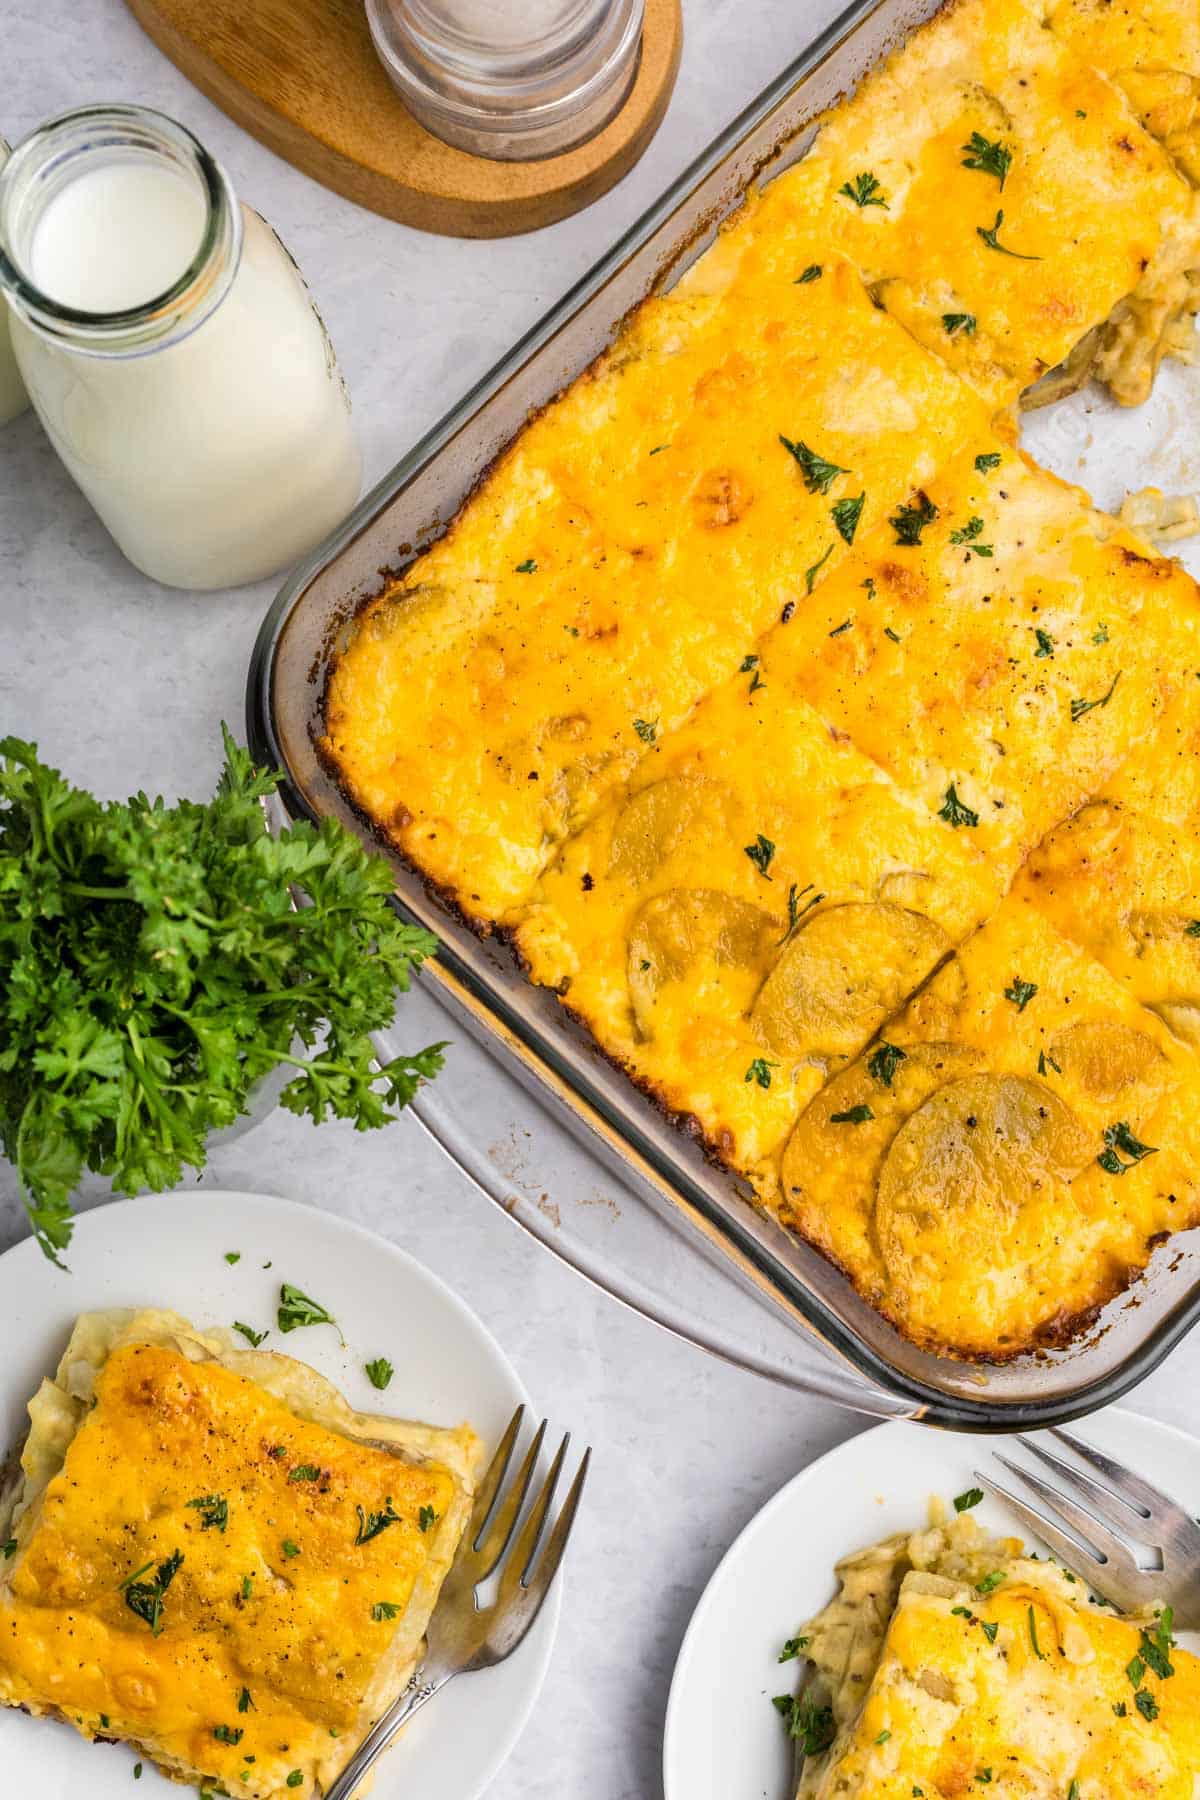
[0,139,28,424]
[0,106,361,590]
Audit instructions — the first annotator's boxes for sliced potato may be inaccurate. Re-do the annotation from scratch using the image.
[875,1074,1092,1292]
[627,888,777,1038]
[751,902,950,1060]
[1046,1020,1167,1107]
[780,1043,984,1243]
[1150,1001,1200,1049]
[607,775,734,885]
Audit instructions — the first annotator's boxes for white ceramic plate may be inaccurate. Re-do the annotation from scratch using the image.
[663,1411,1200,1800]
[0,1191,559,1800]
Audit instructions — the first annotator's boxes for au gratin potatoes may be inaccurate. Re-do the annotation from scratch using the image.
[781,1511,1200,1799]
[0,1310,479,1797]
[323,0,1200,1361]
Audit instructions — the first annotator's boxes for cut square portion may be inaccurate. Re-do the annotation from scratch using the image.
[782,0,1200,407]
[769,437,1200,887]
[512,672,1001,1184]
[778,899,1200,1358]
[0,1311,480,1799]
[321,231,990,926]
[791,1515,1200,1800]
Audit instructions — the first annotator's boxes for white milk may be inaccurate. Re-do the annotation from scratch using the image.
[1,109,361,590]
[29,160,208,312]
[0,139,29,425]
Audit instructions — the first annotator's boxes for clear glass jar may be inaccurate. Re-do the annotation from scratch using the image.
[0,139,28,425]
[0,106,361,591]
[366,0,644,159]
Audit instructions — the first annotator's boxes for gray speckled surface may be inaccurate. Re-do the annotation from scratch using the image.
[3,4,1200,1795]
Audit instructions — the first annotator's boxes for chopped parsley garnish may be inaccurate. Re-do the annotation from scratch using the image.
[214,1724,243,1745]
[1027,1605,1045,1659]
[281,1538,301,1558]
[122,1549,184,1637]
[796,264,823,284]
[831,493,866,544]
[744,833,776,878]
[1135,1688,1160,1722]
[1186,920,1200,937]
[745,1057,778,1090]
[980,1619,999,1643]
[829,618,853,638]
[1033,628,1055,658]
[287,1775,303,1790]
[875,1730,892,1744]
[868,1042,907,1087]
[943,312,977,336]
[779,436,847,494]
[365,1357,394,1390]
[288,1464,322,1483]
[773,1694,836,1754]
[961,132,1012,186]
[241,1575,253,1600]
[277,1282,340,1340]
[372,1600,402,1621]
[830,1104,874,1124]
[976,1771,993,1786]
[1097,1120,1158,1176]
[1092,623,1109,645]
[938,783,979,828]
[268,1444,287,1459]
[889,492,938,546]
[976,1571,1006,1595]
[840,171,888,208]
[355,1498,402,1545]
[419,1505,438,1533]
[1,1539,15,1559]
[781,882,824,944]
[649,443,670,455]
[740,654,759,673]
[224,1251,241,1264]
[1037,1051,1062,1077]
[1113,1700,1128,1717]
[953,1486,984,1513]
[238,1687,254,1713]
[1070,671,1121,722]
[806,544,834,592]
[633,718,658,743]
[186,1494,229,1532]
[1004,977,1038,1012]
[134,1765,143,1780]
[514,558,537,573]
[778,1634,810,1662]
[975,452,1002,473]
[950,515,994,556]
[884,626,901,643]
[233,1320,268,1347]
[1069,1784,1080,1800]
[977,210,1041,259]
[1139,1610,1175,1680]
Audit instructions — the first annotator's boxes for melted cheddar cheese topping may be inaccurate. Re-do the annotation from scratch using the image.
[0,1324,473,1798]
[795,1519,1200,1800]
[1042,0,1200,185]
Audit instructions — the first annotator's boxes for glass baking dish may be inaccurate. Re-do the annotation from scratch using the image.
[247,0,1200,1430]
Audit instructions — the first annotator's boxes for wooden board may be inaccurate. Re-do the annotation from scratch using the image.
[124,0,683,238]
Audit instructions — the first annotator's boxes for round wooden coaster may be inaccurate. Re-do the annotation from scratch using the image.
[124,0,683,238]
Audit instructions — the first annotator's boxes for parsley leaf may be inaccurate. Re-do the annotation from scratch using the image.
[744,833,776,878]
[889,492,938,546]
[633,718,658,744]
[977,210,1041,259]
[778,1634,810,1662]
[419,1505,438,1533]
[1034,628,1055,658]
[122,1549,183,1637]
[796,264,823,284]
[950,516,994,556]
[1098,1120,1158,1175]
[961,132,1012,187]
[773,1694,836,1753]
[779,436,847,494]
[277,1283,341,1341]
[745,1057,778,1090]
[0,729,443,1263]
[830,1104,874,1124]
[514,558,537,573]
[868,1042,907,1087]
[780,883,824,944]
[1071,672,1121,721]
[232,1321,268,1348]
[975,452,1002,473]
[831,493,866,544]
[213,1724,243,1745]
[1037,1051,1062,1077]
[938,783,979,828]
[281,1538,301,1558]
[840,171,888,208]
[372,1600,402,1621]
[1135,1688,1160,1722]
[186,1494,229,1532]
[806,544,835,592]
[976,1571,1006,1595]
[1028,1605,1045,1659]
[355,1498,402,1545]
[953,1487,984,1512]
[237,1687,254,1712]
[1004,977,1038,1012]
[943,312,977,335]
[288,1464,322,1484]
[365,1357,394,1390]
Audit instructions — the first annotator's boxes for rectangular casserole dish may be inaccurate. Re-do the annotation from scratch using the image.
[247,0,1200,1430]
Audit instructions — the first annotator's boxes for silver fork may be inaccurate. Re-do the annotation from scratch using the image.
[975,1426,1200,1625]
[324,1404,590,1800]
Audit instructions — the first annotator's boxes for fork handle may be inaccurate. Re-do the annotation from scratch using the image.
[321,1667,452,1800]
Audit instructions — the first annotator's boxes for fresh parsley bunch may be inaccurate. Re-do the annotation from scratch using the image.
[0,727,444,1262]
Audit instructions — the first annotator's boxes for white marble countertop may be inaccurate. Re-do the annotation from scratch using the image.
[4,4,1200,1796]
